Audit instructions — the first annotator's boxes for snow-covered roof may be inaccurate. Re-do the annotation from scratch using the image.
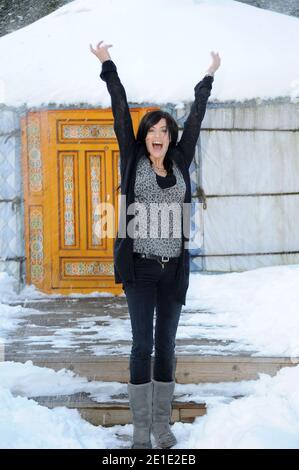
[0,0,298,107]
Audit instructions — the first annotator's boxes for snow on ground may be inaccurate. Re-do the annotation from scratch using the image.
[0,0,299,107]
[180,364,299,449]
[0,360,256,406]
[1,264,299,356]
[187,264,299,357]
[1,262,299,448]
[0,272,121,344]
[0,273,39,342]
[0,360,299,448]
[0,386,117,449]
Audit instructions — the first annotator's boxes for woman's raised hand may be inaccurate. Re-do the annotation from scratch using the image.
[89,41,113,63]
[206,51,221,75]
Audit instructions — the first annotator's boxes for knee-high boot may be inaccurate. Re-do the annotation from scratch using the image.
[152,379,177,448]
[128,381,153,449]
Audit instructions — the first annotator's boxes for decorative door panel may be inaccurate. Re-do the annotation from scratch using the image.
[21,107,158,294]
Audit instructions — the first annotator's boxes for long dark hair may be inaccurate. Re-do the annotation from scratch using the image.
[114,110,177,192]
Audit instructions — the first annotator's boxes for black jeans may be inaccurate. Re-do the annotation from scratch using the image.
[123,255,183,385]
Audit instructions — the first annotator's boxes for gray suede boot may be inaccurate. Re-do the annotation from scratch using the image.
[128,381,153,449]
[152,379,177,448]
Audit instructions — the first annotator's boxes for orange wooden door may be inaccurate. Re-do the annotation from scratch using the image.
[21,107,157,294]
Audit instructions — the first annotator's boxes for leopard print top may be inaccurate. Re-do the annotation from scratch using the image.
[133,155,186,257]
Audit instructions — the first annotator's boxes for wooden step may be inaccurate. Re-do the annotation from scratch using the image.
[8,355,299,384]
[30,392,207,426]
[6,297,299,384]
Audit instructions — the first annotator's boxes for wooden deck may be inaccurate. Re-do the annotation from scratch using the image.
[6,297,255,362]
[5,297,299,427]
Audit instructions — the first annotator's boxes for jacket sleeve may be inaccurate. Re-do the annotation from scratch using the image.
[100,60,136,167]
[177,75,214,169]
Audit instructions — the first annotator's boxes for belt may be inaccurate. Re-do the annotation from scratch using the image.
[133,252,179,266]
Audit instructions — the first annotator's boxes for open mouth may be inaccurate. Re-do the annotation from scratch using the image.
[152,143,163,150]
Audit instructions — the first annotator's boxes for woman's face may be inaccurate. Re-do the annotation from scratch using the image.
[145,118,171,159]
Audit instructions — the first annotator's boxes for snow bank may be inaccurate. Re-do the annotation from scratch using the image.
[0,360,299,448]
[187,264,299,357]
[182,365,299,449]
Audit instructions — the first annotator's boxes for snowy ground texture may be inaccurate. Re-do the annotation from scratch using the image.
[1,263,299,448]
[0,0,299,106]
[0,360,299,448]
[2,264,299,357]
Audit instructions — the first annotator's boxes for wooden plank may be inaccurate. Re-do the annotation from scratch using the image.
[80,407,188,427]
[80,408,131,426]
[175,356,299,383]
[30,394,206,427]
[23,355,299,384]
[180,406,207,423]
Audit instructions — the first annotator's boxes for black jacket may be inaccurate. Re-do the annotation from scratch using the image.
[100,60,214,305]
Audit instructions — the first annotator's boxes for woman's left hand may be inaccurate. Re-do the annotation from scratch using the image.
[205,51,221,75]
